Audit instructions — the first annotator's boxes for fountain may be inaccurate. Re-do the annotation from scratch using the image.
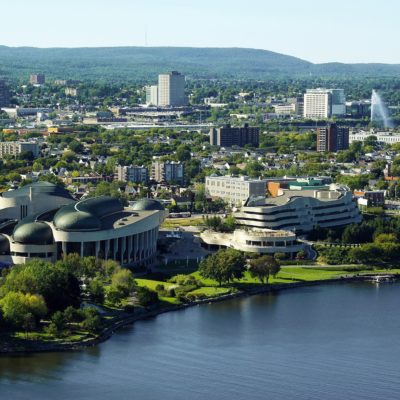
[371,89,394,128]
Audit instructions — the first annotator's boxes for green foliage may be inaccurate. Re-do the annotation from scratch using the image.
[88,278,105,303]
[136,286,159,307]
[199,248,245,286]
[0,292,47,329]
[248,255,280,284]
[1,260,80,312]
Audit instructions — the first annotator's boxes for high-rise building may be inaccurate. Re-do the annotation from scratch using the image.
[145,85,158,105]
[317,123,349,152]
[330,89,346,115]
[304,89,332,119]
[0,79,11,107]
[29,74,45,85]
[209,124,259,147]
[157,71,187,107]
[151,161,184,184]
[304,88,346,119]
[115,165,149,184]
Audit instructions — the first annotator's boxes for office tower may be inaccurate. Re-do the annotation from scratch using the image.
[304,89,332,119]
[317,123,349,152]
[157,71,187,107]
[145,85,158,105]
[151,161,184,184]
[304,88,346,118]
[30,74,45,85]
[0,79,11,107]
[209,124,259,147]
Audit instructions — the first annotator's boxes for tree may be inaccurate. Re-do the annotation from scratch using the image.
[111,269,136,296]
[199,249,245,286]
[248,255,280,284]
[88,278,105,303]
[0,292,47,329]
[1,260,81,312]
[136,286,159,307]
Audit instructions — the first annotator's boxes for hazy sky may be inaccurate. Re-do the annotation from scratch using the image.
[1,0,399,64]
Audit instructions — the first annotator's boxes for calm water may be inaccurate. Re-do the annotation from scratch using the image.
[1,282,400,400]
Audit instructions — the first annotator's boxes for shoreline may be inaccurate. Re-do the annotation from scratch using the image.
[1,274,398,355]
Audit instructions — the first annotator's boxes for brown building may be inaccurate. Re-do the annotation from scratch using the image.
[317,123,349,152]
[210,123,259,148]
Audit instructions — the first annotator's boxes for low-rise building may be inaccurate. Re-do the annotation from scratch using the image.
[200,228,305,256]
[234,185,361,233]
[349,130,400,145]
[205,175,267,206]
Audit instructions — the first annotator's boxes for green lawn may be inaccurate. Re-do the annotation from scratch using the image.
[136,279,176,291]
[188,287,231,297]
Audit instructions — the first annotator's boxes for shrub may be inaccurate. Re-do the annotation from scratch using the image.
[136,287,159,307]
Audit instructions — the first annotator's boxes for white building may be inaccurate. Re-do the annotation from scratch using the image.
[349,130,400,145]
[205,175,267,206]
[0,141,40,159]
[145,85,158,106]
[234,185,361,233]
[158,71,187,107]
[200,228,305,256]
[304,88,345,119]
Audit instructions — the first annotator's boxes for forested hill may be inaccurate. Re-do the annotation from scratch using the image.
[0,45,399,81]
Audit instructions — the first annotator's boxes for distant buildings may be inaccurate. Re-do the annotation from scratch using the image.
[209,124,260,147]
[273,97,304,116]
[317,123,349,152]
[205,175,267,206]
[346,100,371,118]
[304,88,345,119]
[158,71,187,107]
[115,165,149,184]
[0,79,11,107]
[0,141,40,159]
[151,161,184,184]
[29,74,45,85]
[65,87,78,97]
[145,85,159,106]
[145,71,187,107]
[349,130,400,145]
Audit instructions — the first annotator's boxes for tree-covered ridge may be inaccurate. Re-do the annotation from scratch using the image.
[1,45,400,81]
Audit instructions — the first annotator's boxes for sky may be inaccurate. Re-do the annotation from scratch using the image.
[1,0,399,64]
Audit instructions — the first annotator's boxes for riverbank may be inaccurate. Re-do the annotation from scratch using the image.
[2,272,398,355]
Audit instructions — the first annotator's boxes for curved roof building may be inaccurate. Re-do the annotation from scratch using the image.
[0,196,166,266]
[235,186,361,233]
[0,181,75,222]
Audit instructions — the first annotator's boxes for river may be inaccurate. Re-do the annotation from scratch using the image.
[1,282,400,400]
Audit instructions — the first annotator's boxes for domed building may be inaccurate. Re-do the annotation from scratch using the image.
[0,196,166,266]
[0,181,75,221]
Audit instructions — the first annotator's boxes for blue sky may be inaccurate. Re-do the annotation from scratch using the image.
[1,0,399,63]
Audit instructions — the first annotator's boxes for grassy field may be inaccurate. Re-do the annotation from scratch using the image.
[136,266,400,305]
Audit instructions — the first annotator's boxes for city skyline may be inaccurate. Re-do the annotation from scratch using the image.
[1,0,399,64]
